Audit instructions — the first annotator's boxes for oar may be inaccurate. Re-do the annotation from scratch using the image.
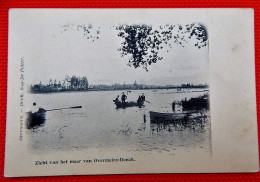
[45,106,82,112]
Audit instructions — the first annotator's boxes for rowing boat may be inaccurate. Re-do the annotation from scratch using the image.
[26,108,46,129]
[114,100,144,109]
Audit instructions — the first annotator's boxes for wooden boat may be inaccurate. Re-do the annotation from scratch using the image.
[181,94,209,111]
[114,100,144,109]
[149,111,189,123]
[26,108,46,129]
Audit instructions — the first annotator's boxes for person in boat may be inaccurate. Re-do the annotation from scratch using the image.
[137,96,142,103]
[121,92,127,103]
[141,93,145,101]
[31,102,46,113]
[31,102,38,113]
[113,95,120,103]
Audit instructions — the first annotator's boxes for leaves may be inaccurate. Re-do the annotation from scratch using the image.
[116,23,208,71]
[60,23,100,42]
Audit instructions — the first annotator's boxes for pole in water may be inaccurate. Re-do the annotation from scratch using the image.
[172,102,175,112]
[143,114,146,123]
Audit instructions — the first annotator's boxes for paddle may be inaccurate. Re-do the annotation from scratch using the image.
[45,106,82,112]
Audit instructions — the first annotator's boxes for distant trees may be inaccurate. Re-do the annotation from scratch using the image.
[31,75,88,93]
[68,75,89,90]
[30,75,208,94]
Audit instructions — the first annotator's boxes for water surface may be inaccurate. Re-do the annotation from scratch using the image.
[26,88,211,156]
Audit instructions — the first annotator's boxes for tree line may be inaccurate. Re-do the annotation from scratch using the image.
[31,75,88,93]
[31,76,208,94]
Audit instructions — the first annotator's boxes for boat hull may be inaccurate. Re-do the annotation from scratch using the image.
[27,110,46,129]
[114,101,144,109]
[182,95,209,111]
[149,111,189,123]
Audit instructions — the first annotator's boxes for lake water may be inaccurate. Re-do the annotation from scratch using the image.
[26,88,211,156]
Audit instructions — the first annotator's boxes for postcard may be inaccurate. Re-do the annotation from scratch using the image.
[4,9,259,177]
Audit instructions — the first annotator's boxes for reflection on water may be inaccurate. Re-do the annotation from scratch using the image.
[26,88,211,156]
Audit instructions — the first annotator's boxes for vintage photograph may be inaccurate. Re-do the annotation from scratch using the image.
[24,18,211,156]
[5,9,258,177]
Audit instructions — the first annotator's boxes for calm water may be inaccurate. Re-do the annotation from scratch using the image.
[26,88,211,156]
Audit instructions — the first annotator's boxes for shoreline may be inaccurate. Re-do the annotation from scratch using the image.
[30,87,209,95]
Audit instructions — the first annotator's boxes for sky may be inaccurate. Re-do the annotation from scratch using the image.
[13,9,209,86]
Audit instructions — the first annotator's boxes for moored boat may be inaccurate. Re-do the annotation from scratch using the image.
[149,111,189,123]
[181,94,209,111]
